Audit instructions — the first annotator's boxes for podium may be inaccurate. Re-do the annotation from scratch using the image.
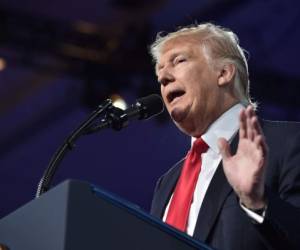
[0,180,214,250]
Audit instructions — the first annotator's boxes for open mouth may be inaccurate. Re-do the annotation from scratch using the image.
[167,89,185,104]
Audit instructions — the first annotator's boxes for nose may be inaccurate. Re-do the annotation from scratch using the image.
[157,67,175,86]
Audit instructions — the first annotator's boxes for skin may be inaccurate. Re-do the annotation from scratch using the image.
[156,35,238,137]
[156,34,267,210]
[219,106,268,209]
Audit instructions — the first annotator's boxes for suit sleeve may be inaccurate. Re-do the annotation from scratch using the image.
[254,132,300,250]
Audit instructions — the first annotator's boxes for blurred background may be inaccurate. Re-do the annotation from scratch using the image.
[0,0,299,218]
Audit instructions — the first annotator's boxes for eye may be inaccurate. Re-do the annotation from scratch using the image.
[174,56,186,65]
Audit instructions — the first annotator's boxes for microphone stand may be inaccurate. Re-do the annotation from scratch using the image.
[36,94,163,198]
[36,99,113,198]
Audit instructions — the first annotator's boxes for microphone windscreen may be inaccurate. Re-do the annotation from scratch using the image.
[136,94,164,119]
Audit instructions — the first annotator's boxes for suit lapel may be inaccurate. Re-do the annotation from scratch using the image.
[151,159,184,218]
[193,133,239,242]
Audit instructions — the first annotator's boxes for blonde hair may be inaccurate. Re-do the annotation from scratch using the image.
[150,23,256,108]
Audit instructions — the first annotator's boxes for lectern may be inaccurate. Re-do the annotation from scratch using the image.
[0,180,214,250]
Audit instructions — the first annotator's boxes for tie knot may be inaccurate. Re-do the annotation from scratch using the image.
[192,138,209,154]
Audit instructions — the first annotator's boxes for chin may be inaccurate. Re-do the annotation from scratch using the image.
[174,116,205,137]
[170,103,191,122]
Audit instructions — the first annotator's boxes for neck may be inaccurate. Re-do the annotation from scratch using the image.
[192,99,240,138]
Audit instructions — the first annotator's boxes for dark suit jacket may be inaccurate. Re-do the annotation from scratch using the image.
[151,120,300,250]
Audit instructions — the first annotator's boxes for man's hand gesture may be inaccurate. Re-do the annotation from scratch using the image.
[218,106,268,209]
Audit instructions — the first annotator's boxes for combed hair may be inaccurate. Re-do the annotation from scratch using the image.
[150,23,256,108]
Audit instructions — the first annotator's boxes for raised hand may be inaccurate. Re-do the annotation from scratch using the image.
[218,105,268,209]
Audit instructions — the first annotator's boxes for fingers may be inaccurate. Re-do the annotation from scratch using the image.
[252,114,263,136]
[218,137,232,161]
[239,109,246,139]
[239,105,263,141]
[239,105,268,156]
[246,106,255,140]
[255,134,268,158]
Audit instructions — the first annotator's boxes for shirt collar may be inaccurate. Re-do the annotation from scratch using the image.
[192,103,244,154]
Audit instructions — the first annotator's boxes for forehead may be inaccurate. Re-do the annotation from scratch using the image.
[157,34,203,62]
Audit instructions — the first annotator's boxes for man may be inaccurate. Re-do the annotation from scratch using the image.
[150,23,300,250]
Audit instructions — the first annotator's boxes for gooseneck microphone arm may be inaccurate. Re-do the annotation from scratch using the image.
[36,99,113,198]
[35,94,164,198]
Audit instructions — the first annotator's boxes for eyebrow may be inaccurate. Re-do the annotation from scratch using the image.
[156,51,187,71]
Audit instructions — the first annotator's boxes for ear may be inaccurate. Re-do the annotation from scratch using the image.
[217,63,236,86]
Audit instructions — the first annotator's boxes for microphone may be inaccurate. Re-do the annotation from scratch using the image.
[124,94,164,120]
[36,94,164,197]
[86,94,164,132]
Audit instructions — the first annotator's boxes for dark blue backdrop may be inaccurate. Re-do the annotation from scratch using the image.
[0,0,300,218]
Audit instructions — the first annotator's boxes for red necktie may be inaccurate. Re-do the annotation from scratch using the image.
[166,138,208,232]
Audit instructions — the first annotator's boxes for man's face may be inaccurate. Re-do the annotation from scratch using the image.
[156,34,226,137]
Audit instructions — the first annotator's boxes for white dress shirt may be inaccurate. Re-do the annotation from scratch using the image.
[163,104,264,236]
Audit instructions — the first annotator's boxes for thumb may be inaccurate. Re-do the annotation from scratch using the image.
[218,137,232,161]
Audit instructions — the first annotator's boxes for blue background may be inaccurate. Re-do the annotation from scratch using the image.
[0,0,299,218]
